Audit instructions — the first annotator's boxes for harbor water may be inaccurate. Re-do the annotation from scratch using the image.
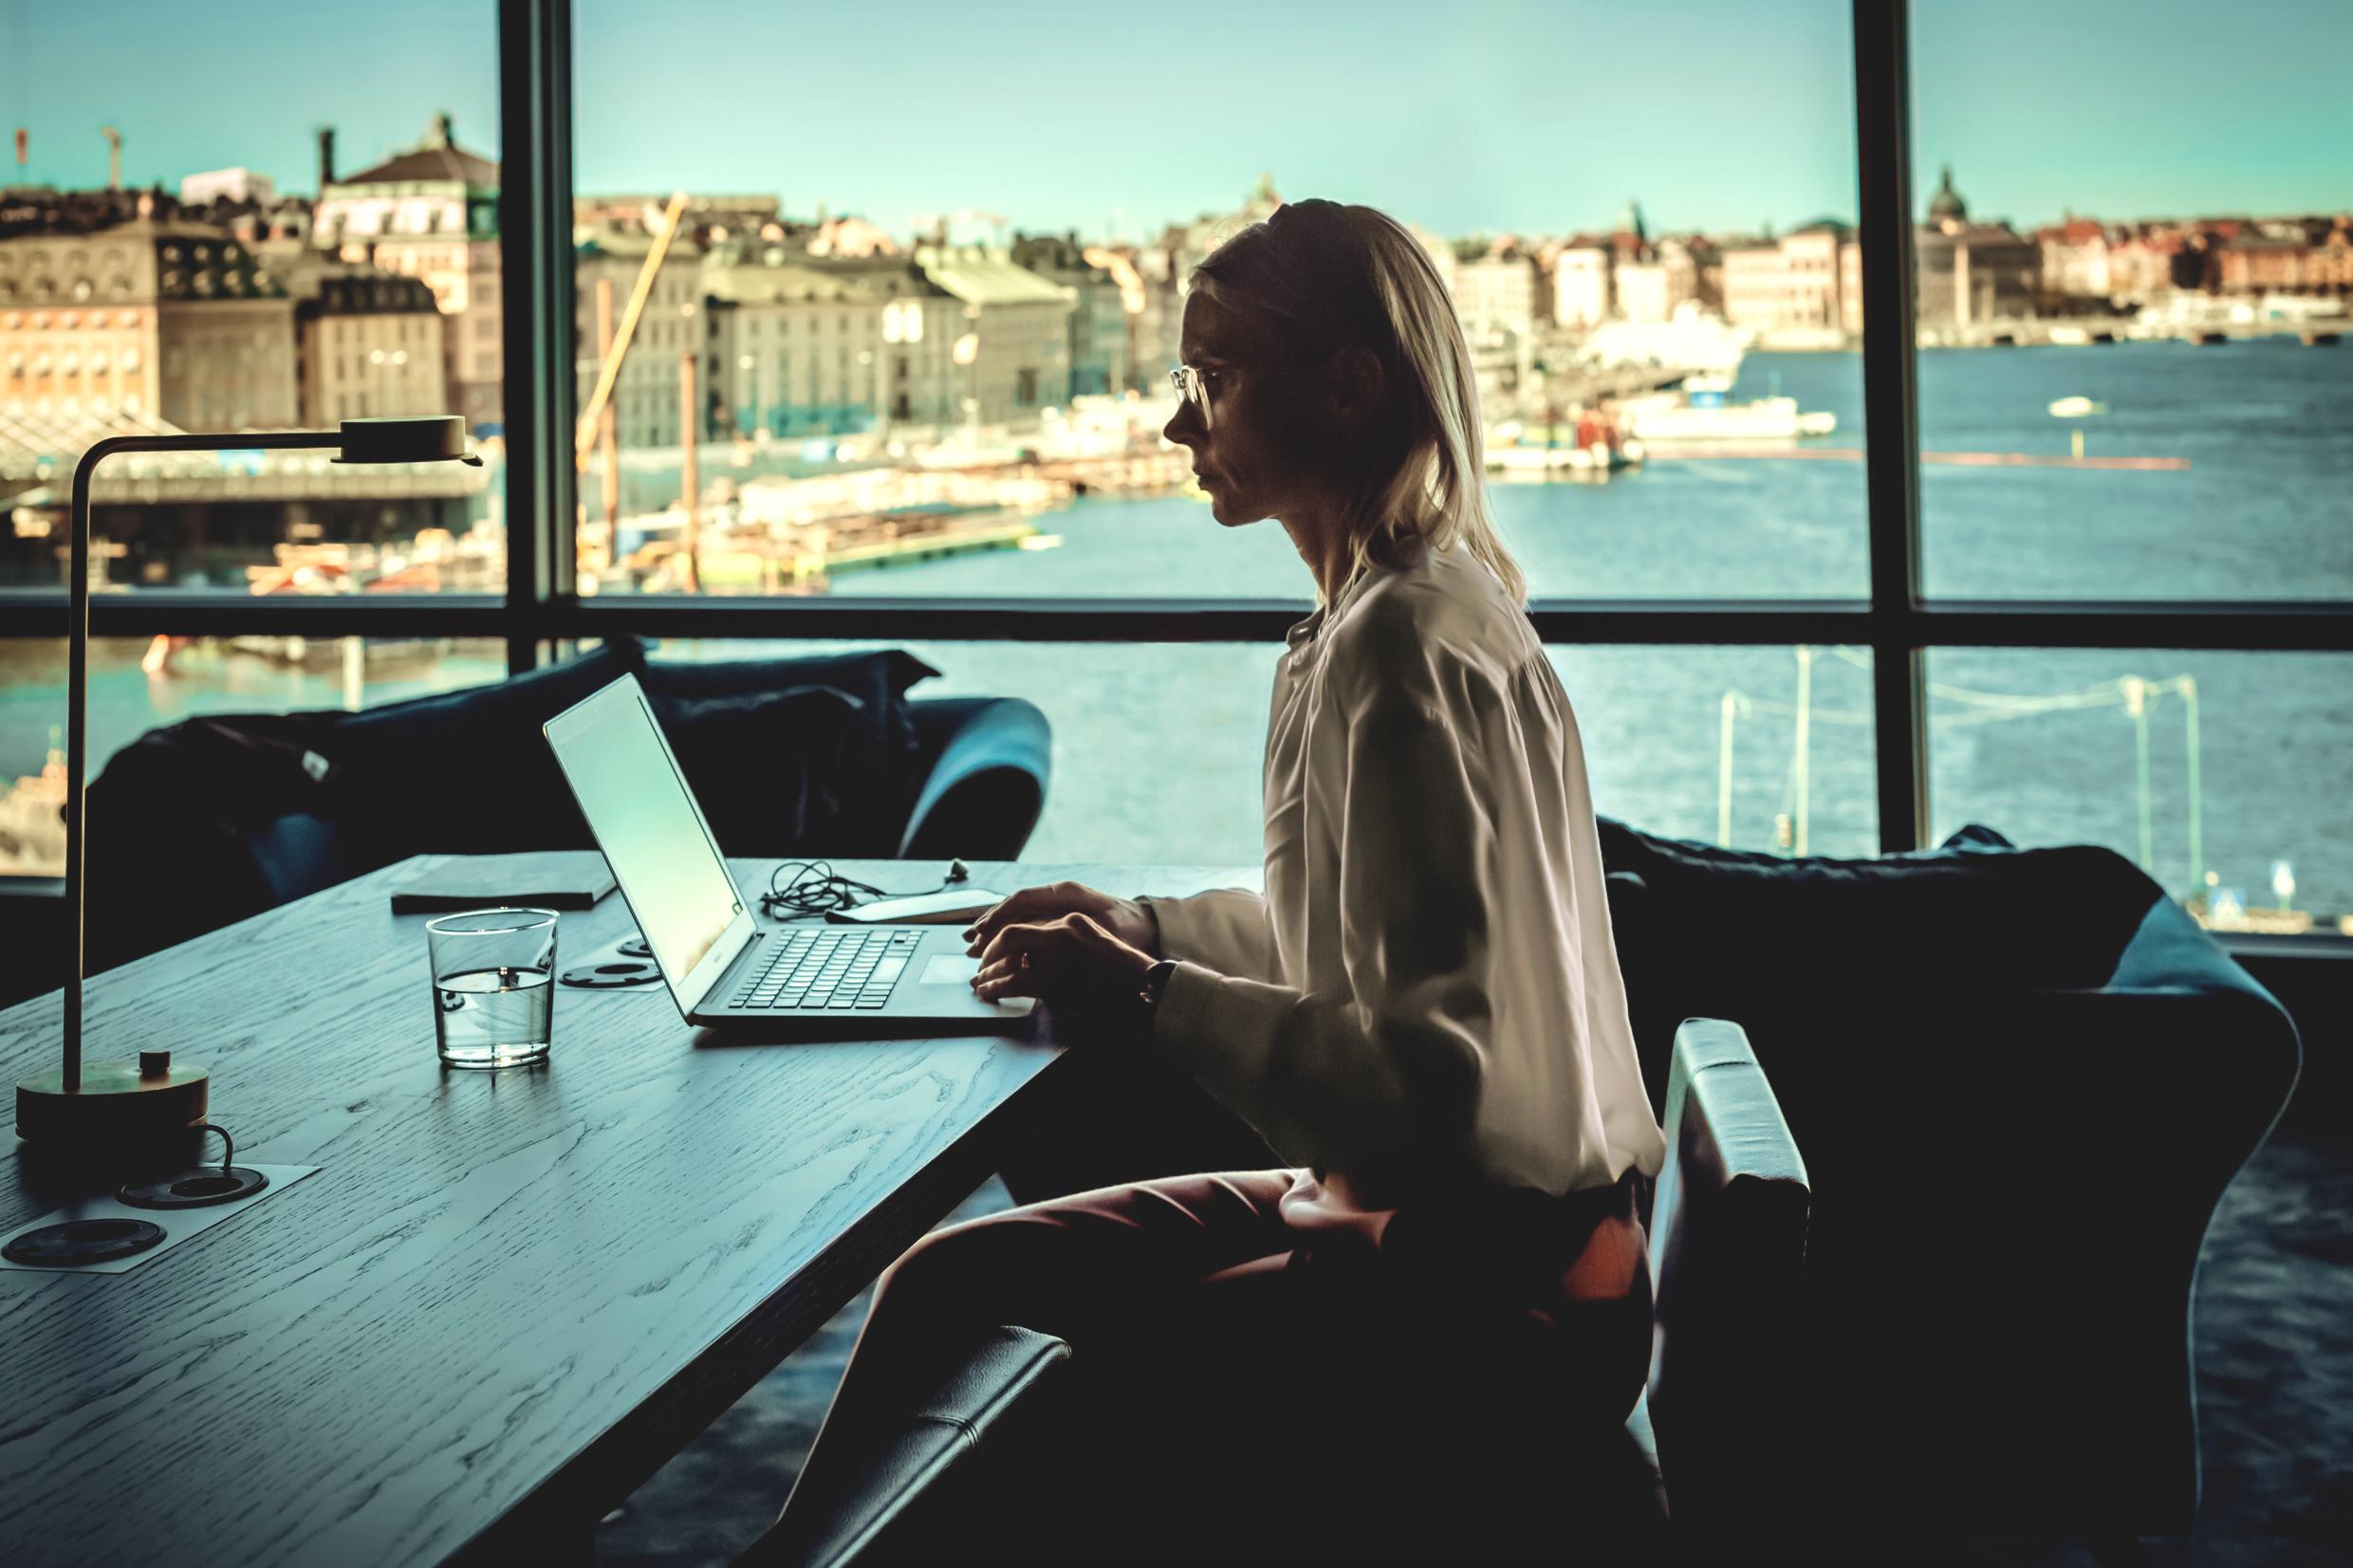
[3,342,2347,918]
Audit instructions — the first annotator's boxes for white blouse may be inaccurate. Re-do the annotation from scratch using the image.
[1141,539,1667,1244]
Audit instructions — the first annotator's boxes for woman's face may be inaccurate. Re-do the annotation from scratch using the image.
[1162,289,1353,529]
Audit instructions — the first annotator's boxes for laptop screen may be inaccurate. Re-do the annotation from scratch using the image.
[545,675,744,993]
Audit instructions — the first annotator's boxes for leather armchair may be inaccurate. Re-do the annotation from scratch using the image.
[1598,821,2305,1542]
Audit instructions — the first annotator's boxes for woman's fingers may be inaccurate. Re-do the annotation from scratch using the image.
[971,939,1046,1000]
[963,882,1080,953]
[970,957,1025,998]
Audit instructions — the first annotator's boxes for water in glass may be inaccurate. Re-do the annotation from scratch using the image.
[434,965,554,1068]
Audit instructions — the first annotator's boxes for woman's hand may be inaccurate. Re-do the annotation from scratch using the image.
[962,881,1159,960]
[966,912,1158,1015]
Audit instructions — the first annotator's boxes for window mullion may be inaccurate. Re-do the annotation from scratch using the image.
[1853,0,1929,852]
[497,0,578,676]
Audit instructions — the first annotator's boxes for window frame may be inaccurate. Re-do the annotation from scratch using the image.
[1,0,2349,955]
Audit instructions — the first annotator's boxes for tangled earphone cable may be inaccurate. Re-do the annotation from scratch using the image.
[758,858,970,920]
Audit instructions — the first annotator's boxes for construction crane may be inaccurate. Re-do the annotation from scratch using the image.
[572,189,689,465]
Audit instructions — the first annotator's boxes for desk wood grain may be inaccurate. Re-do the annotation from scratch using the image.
[0,858,1258,1568]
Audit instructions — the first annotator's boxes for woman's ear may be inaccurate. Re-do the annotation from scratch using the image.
[1332,344,1386,431]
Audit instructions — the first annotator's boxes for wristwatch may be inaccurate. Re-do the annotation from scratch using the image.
[1138,958,1177,1016]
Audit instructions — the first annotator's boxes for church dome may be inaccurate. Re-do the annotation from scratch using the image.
[1926,163,1968,227]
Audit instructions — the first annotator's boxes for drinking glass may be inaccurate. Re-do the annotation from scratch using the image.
[426,908,559,1068]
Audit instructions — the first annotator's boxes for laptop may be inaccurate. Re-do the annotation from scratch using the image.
[544,673,1035,1034]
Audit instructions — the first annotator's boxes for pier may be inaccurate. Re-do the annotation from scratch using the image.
[1920,316,2344,349]
[1644,446,2191,470]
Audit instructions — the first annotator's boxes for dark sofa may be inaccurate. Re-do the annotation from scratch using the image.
[80,636,1050,976]
[1595,817,2304,1545]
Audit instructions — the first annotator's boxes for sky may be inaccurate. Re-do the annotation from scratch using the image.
[4,0,2346,243]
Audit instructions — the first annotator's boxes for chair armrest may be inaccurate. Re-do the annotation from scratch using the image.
[1646,1018,1811,1553]
[738,1323,1069,1568]
[897,698,1051,861]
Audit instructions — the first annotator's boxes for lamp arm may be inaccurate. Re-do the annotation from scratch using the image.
[63,431,343,1092]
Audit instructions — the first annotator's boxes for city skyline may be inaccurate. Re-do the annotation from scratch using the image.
[4,0,2349,242]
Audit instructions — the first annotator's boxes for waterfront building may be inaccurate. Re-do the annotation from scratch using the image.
[1612,237,1713,324]
[0,219,295,429]
[295,271,448,426]
[1454,246,1547,340]
[2036,217,2114,303]
[1720,220,1860,343]
[913,243,1073,428]
[702,251,952,438]
[313,115,502,431]
[1914,166,2038,329]
[2303,221,2353,293]
[1552,245,1612,328]
[2218,234,2311,293]
[1010,231,1134,397]
[1613,259,1670,323]
[2106,229,2193,301]
[1117,239,1186,393]
[0,183,150,240]
[574,226,708,449]
[2212,219,2351,296]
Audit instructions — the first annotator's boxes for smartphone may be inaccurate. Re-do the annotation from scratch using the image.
[825,888,1007,925]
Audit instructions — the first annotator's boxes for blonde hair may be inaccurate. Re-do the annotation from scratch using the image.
[1192,199,1525,605]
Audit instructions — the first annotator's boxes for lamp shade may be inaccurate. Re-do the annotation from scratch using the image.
[331,415,484,466]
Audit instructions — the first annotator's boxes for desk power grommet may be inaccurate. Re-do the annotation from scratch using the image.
[5,1218,167,1266]
[119,1123,269,1210]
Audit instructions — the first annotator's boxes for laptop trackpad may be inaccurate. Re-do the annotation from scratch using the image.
[918,954,982,987]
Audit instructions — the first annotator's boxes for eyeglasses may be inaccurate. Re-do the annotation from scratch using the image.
[1169,363,1214,431]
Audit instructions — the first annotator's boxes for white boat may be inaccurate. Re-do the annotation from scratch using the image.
[1484,442,1637,475]
[1620,384,1836,444]
[1484,416,1641,476]
[1579,303,1753,375]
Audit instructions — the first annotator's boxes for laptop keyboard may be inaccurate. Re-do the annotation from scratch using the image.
[732,927,926,1010]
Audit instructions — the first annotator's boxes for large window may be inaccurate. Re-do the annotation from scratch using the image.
[0,0,2342,951]
[1908,0,2353,602]
[569,0,1869,602]
[0,2,508,876]
[644,639,1879,865]
[1893,0,2353,943]
[0,5,506,601]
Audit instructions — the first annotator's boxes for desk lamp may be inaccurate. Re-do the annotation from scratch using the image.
[14,416,483,1187]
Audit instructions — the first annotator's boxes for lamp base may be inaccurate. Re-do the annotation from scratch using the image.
[16,1060,210,1174]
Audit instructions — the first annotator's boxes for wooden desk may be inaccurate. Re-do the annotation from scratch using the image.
[0,857,1252,1567]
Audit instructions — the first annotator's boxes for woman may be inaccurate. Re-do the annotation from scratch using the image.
[766,198,1669,1559]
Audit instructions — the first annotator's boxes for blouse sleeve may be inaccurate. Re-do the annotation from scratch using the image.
[1144,623,1506,1194]
[1137,887,1278,984]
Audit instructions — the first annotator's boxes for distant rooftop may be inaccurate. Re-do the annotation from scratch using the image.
[336,114,497,189]
[915,246,1071,307]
